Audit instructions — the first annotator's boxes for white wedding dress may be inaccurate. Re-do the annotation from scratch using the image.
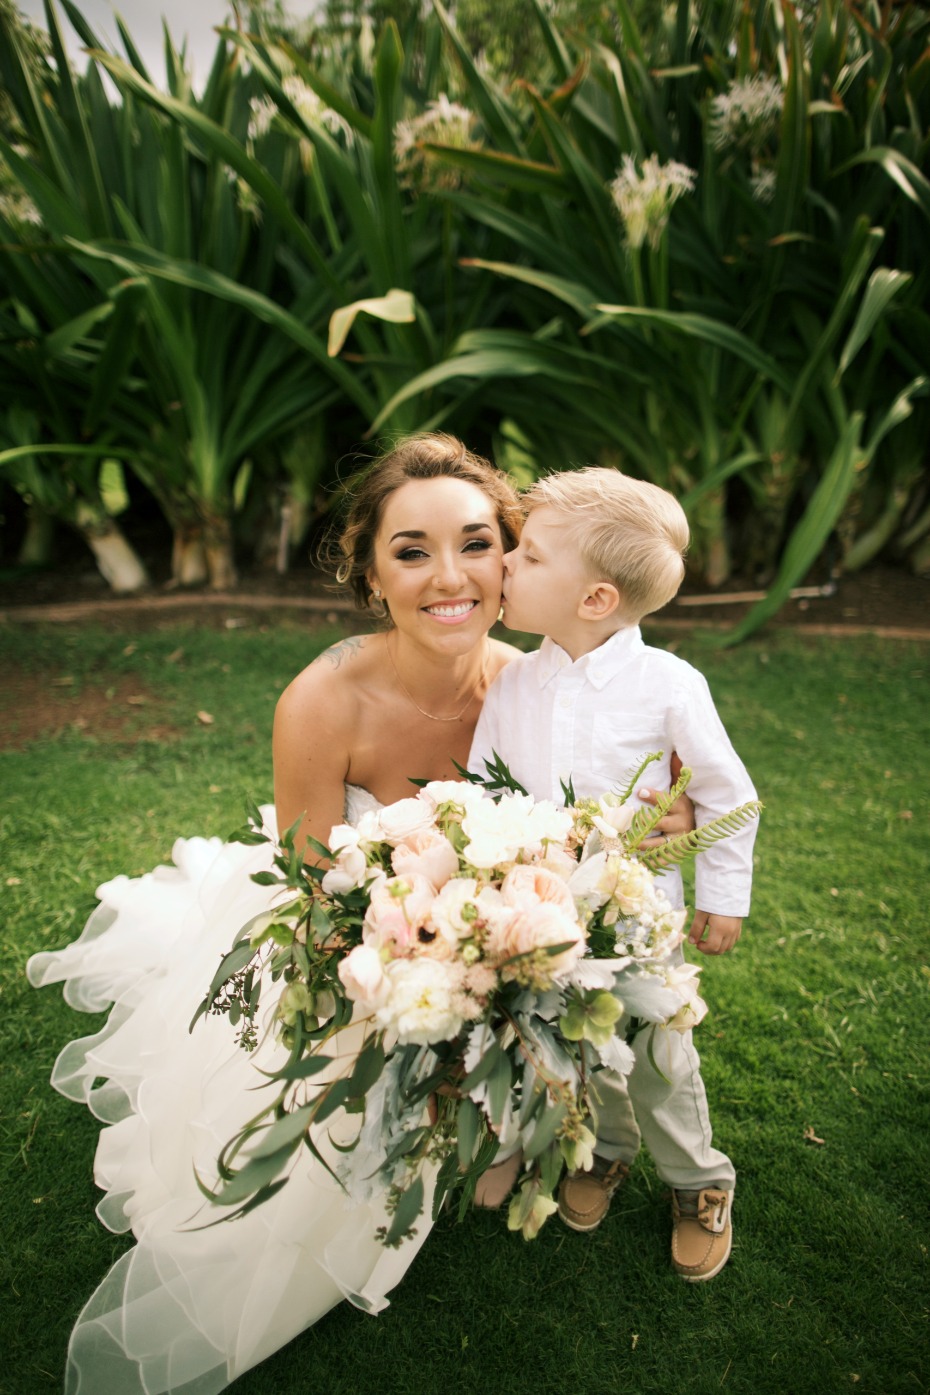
[27,789,435,1395]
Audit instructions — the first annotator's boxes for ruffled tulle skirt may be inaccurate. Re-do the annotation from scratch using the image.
[28,809,433,1395]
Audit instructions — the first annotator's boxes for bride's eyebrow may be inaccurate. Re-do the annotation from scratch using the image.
[389,522,493,543]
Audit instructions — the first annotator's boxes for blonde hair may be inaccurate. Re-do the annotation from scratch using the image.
[328,432,522,611]
[524,467,689,621]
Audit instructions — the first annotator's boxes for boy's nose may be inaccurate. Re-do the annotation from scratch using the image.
[502,550,516,575]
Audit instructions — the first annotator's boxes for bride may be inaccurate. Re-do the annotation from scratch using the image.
[28,433,692,1394]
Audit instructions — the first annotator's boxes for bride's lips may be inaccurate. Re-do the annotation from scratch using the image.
[421,600,479,625]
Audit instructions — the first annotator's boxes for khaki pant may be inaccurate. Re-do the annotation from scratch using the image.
[593,1024,735,1192]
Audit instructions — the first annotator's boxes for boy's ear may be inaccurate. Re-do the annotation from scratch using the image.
[577,581,621,623]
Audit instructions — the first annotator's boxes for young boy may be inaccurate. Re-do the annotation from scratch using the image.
[468,467,758,1282]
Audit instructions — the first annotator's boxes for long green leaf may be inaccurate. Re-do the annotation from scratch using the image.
[65,239,377,419]
[88,52,344,295]
[836,268,912,381]
[834,147,930,224]
[592,304,793,389]
[724,414,864,644]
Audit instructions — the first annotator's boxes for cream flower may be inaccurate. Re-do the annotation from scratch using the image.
[462,791,573,870]
[376,958,466,1045]
[558,1123,597,1173]
[377,797,439,846]
[609,153,696,251]
[662,961,708,1033]
[709,75,783,155]
[507,1184,558,1241]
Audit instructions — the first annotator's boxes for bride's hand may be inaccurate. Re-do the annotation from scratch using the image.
[638,753,695,844]
[638,785,695,841]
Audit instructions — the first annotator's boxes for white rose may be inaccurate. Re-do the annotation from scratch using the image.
[338,944,390,1007]
[420,779,475,811]
[323,821,381,894]
[376,796,438,846]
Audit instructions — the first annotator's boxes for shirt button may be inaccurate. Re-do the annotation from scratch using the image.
[559,696,572,710]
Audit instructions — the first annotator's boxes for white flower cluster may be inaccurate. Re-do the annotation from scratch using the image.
[609,153,696,251]
[394,94,476,192]
[709,75,783,155]
[247,77,351,147]
[0,180,42,229]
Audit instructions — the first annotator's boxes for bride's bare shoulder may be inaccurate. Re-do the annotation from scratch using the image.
[276,634,377,724]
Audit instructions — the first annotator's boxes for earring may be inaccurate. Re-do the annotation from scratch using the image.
[369,586,387,618]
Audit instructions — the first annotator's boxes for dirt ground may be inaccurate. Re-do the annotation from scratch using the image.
[1,557,926,752]
[0,553,927,634]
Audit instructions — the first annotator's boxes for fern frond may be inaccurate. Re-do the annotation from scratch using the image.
[636,800,763,872]
[626,766,694,848]
[612,751,665,806]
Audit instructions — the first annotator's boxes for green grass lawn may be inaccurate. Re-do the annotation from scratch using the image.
[1,619,927,1395]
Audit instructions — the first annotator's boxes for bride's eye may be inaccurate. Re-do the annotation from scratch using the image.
[463,538,493,553]
[396,546,428,561]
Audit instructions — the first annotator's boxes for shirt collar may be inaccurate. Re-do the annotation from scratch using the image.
[536,626,644,690]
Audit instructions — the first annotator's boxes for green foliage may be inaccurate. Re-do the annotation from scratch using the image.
[2,621,927,1392]
[1,0,928,626]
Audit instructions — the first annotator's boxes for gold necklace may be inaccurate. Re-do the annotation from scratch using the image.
[386,635,488,723]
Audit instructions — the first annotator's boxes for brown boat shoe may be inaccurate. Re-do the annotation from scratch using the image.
[671,1187,733,1281]
[558,1156,630,1232]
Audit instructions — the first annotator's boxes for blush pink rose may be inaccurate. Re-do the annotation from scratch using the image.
[391,829,459,890]
[489,903,584,981]
[500,864,577,919]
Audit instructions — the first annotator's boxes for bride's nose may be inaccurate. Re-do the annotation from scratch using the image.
[432,550,468,590]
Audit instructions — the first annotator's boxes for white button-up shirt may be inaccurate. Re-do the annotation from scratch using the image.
[470,627,758,916]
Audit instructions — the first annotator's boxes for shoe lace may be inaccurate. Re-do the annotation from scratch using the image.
[675,1188,728,1231]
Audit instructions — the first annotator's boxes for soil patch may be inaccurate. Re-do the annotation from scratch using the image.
[0,558,927,638]
[0,668,183,751]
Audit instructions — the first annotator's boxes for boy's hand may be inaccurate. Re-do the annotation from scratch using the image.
[688,911,742,955]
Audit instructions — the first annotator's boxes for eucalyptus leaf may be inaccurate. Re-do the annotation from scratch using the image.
[384,1176,425,1247]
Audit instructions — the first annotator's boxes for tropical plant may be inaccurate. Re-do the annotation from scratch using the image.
[364,0,929,625]
[0,0,370,588]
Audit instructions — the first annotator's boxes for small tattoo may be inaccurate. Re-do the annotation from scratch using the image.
[314,636,366,670]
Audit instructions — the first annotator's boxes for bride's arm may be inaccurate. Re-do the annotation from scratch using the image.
[273,664,353,859]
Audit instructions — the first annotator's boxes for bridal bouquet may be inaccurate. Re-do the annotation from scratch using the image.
[193,756,759,1242]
